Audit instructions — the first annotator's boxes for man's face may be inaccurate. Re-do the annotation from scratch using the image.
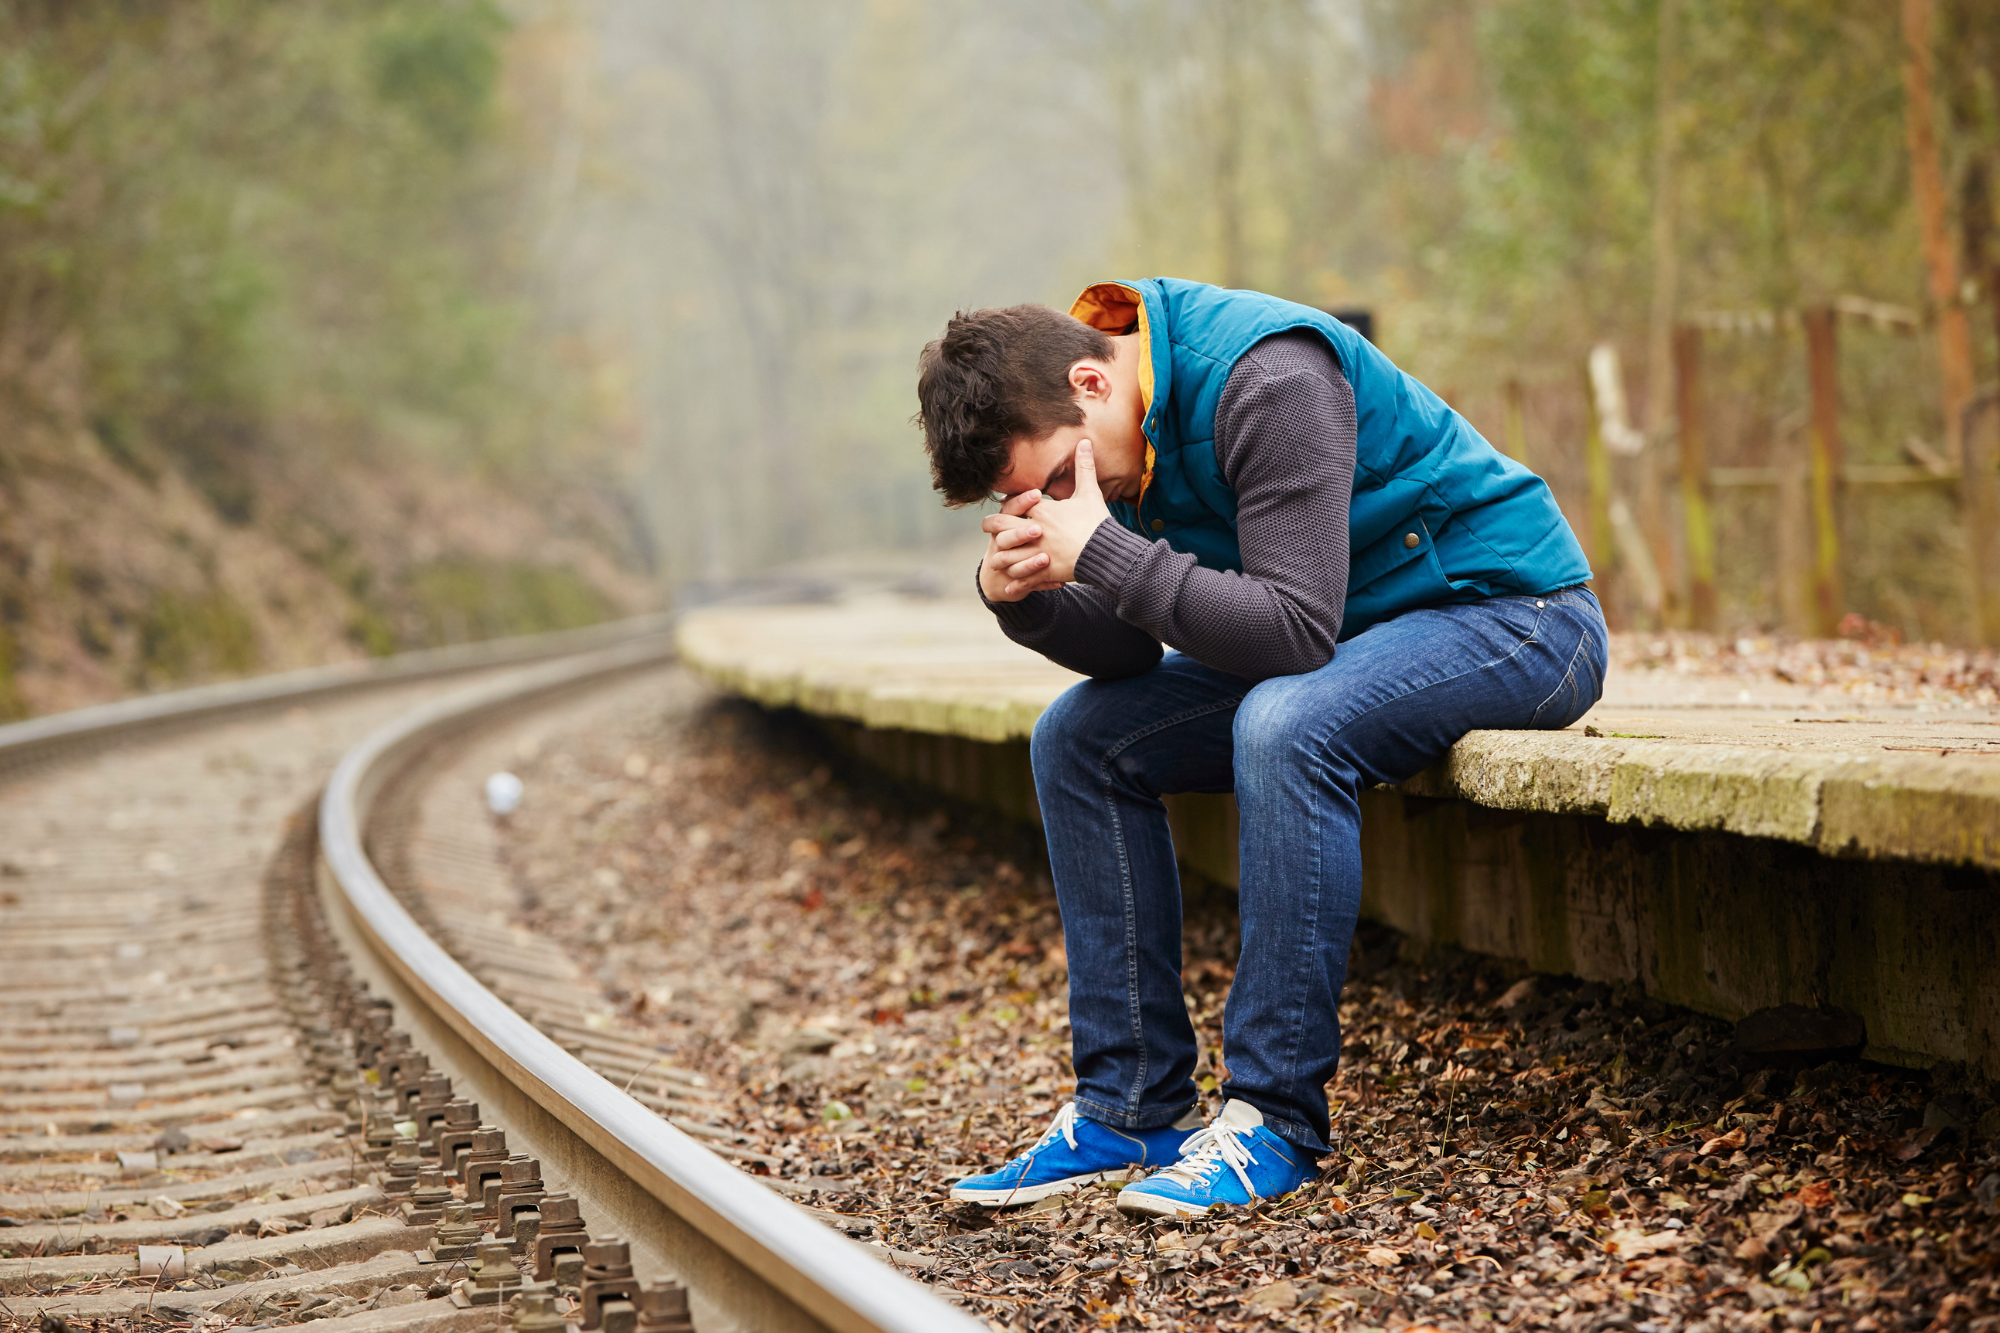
[989,361,1146,503]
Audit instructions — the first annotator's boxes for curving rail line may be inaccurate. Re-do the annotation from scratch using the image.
[0,622,981,1333]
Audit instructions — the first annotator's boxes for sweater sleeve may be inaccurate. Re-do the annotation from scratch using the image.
[1068,331,1355,681]
[976,563,1165,680]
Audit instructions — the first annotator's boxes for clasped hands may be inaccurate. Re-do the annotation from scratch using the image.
[980,439,1113,602]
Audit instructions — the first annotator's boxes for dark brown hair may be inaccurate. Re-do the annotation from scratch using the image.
[915,304,1113,505]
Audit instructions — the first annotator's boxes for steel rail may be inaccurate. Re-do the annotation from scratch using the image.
[316,640,984,1333]
[0,612,676,765]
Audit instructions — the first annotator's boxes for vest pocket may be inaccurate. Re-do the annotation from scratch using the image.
[1348,520,1450,600]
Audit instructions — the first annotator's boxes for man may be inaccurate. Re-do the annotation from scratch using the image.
[915,279,1606,1217]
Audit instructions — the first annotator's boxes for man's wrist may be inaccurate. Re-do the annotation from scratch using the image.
[975,560,1058,628]
[1072,517,1149,592]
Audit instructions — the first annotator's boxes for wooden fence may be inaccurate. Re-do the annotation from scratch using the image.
[1537,301,2000,646]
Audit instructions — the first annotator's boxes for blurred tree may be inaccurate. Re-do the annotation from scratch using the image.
[1085,0,1999,638]
[567,0,1114,589]
[0,0,645,710]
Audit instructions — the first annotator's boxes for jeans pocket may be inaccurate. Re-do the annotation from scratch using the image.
[1529,613,1607,730]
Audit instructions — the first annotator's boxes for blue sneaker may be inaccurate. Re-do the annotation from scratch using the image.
[1116,1100,1319,1217]
[949,1103,1200,1207]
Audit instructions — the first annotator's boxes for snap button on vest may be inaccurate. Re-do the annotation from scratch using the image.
[1150,519,1166,532]
[1403,532,1420,548]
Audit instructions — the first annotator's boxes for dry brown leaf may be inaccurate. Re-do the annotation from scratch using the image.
[1700,1126,1746,1156]
[1246,1280,1299,1310]
[1892,1126,1943,1161]
[1365,1247,1403,1267]
[1605,1229,1679,1258]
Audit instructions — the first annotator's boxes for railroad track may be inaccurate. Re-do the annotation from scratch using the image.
[0,628,979,1333]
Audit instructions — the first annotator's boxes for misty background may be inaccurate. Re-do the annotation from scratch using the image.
[2,0,1995,716]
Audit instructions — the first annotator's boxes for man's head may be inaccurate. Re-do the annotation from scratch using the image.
[916,304,1147,506]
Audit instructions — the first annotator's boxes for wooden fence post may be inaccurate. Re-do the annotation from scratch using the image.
[1583,364,1617,624]
[1965,392,2000,647]
[1673,325,1715,631]
[1803,307,1845,637]
[1901,0,1978,466]
[1776,428,1815,639]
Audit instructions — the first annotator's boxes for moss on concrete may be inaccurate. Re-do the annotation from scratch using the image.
[681,602,2000,872]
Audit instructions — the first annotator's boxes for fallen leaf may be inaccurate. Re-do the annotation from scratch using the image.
[1245,1280,1298,1310]
[1892,1126,1943,1161]
[1365,1247,1403,1267]
[1700,1126,1747,1156]
[1415,1222,1439,1240]
[1795,1181,1835,1210]
[1901,1192,1934,1207]
[1606,1229,1680,1258]
[150,1196,186,1219]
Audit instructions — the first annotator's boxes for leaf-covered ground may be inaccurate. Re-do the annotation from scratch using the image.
[1610,626,1999,706]
[498,692,2000,1332]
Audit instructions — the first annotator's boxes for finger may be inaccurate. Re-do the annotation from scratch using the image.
[1000,488,1042,517]
[1004,576,1065,596]
[983,512,1035,536]
[1003,552,1050,579]
[994,524,1043,551]
[1073,439,1100,498]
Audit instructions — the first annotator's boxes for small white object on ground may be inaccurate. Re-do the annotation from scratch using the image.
[137,1245,186,1279]
[485,771,524,816]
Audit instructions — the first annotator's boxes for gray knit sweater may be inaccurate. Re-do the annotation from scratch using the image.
[982,331,1356,682]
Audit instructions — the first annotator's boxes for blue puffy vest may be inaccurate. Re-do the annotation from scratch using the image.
[1071,279,1592,639]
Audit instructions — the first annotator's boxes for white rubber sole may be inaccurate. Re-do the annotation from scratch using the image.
[1114,1185,1211,1218]
[949,1171,1117,1207]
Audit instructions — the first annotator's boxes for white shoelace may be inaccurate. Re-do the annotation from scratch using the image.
[1149,1118,1257,1197]
[1019,1101,1080,1159]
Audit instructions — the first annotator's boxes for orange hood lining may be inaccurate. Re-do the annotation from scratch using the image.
[1069,282,1157,508]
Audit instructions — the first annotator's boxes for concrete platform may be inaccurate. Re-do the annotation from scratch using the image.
[677,596,2000,1075]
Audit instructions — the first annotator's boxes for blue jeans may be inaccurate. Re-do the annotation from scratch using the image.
[1032,586,1608,1153]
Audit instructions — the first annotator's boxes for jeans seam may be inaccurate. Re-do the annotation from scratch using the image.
[1529,617,1599,726]
[1093,693,1246,1117]
[1359,601,1546,711]
[1266,748,1326,1138]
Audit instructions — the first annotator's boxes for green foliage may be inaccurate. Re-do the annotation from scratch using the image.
[133,589,260,688]
[0,0,540,510]
[402,558,615,648]
[369,3,509,152]
[1097,0,1978,380]
[1455,0,1914,355]
[1088,0,1999,638]
[0,0,629,697]
[0,625,24,722]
